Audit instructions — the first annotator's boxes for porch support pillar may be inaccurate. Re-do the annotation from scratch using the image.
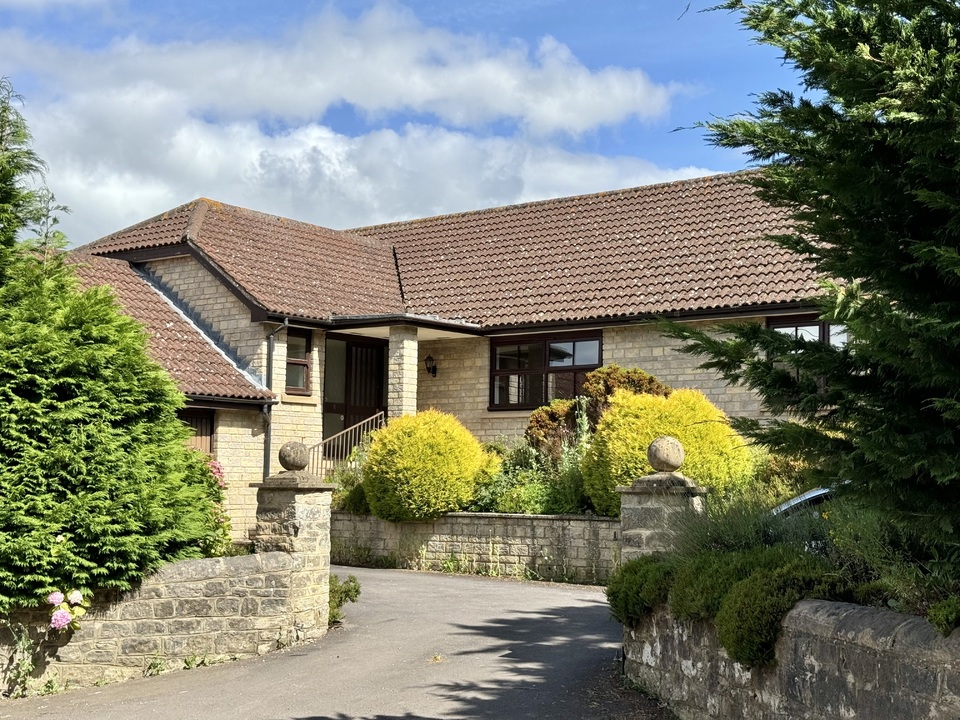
[388,324,418,419]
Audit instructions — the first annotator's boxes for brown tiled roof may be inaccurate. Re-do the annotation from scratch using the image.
[86,172,818,330]
[351,172,819,327]
[86,199,405,321]
[72,253,273,402]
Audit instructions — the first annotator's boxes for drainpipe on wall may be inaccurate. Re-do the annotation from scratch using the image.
[262,318,289,479]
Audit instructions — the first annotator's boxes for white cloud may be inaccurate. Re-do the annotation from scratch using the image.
[0,3,676,135]
[32,103,714,243]
[2,1,710,245]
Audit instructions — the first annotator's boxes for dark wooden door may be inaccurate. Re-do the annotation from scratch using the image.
[323,335,386,438]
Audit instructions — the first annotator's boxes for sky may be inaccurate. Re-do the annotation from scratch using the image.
[0,0,802,246]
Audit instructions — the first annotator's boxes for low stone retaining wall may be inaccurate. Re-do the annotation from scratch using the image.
[624,600,960,719]
[331,510,619,583]
[1,551,326,691]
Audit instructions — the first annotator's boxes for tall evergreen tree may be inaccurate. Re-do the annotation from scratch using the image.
[0,83,227,612]
[0,77,43,284]
[666,1,960,556]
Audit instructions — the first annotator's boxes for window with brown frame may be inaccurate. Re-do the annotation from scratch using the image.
[285,328,312,395]
[768,314,847,348]
[489,331,602,410]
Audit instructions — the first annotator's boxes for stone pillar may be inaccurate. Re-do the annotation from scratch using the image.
[617,436,708,563]
[388,324,418,419]
[252,442,336,644]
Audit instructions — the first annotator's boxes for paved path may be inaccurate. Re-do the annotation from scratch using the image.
[1,567,674,720]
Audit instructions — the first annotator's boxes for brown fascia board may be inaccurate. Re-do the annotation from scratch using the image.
[265,312,485,335]
[104,242,269,322]
[268,301,816,336]
[479,301,818,336]
[187,395,278,410]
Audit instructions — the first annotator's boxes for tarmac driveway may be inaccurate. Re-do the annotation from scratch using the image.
[2,567,673,720]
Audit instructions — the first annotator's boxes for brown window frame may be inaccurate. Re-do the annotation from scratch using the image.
[489,330,602,411]
[285,328,313,395]
[767,314,847,347]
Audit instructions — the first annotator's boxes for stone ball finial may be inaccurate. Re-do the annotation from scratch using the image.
[648,436,684,473]
[278,441,309,472]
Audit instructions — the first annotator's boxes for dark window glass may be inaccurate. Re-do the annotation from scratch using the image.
[286,329,312,394]
[490,332,602,409]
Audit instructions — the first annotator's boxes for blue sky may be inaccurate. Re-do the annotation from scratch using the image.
[0,0,800,245]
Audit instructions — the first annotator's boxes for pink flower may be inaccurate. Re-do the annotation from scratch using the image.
[50,609,72,630]
[67,590,83,606]
[47,591,64,606]
[208,460,225,479]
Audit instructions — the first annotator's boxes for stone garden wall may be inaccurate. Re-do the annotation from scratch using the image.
[331,510,620,583]
[0,552,317,690]
[624,600,960,719]
[1,460,334,694]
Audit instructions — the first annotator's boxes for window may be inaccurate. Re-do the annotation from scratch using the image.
[768,315,847,348]
[490,332,601,409]
[286,328,312,394]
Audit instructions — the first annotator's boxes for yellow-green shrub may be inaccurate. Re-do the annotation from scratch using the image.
[363,410,485,521]
[581,389,754,515]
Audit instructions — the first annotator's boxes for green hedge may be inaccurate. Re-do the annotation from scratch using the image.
[582,388,754,516]
[363,410,487,521]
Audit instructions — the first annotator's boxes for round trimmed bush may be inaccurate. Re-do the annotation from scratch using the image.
[525,398,577,460]
[582,364,672,429]
[605,555,675,628]
[363,410,485,521]
[714,554,839,667]
[669,545,802,622]
[581,388,754,516]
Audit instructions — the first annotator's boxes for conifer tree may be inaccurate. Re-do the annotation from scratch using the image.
[667,1,960,557]
[0,81,226,612]
[0,77,43,284]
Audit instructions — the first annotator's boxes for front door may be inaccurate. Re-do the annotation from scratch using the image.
[323,334,387,439]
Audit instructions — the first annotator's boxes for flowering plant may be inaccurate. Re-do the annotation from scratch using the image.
[208,459,226,489]
[47,589,88,632]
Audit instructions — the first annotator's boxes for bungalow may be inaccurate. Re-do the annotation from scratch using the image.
[78,171,820,540]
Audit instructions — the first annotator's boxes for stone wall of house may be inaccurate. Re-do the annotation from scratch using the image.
[417,337,534,443]
[418,319,768,445]
[331,510,620,583]
[624,600,960,719]
[144,256,267,374]
[604,319,766,419]
[268,326,326,453]
[215,408,267,542]
[0,553,321,691]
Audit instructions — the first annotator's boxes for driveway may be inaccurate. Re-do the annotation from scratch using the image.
[1,567,674,719]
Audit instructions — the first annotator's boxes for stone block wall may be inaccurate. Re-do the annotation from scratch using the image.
[624,600,960,719]
[0,552,319,691]
[214,408,267,541]
[144,257,266,374]
[419,319,770,445]
[605,319,766,419]
[331,510,619,583]
[417,337,541,443]
[389,325,419,418]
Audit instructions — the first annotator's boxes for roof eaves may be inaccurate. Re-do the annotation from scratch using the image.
[277,312,484,335]
[478,300,817,334]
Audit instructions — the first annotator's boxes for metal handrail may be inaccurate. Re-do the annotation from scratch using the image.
[307,411,385,479]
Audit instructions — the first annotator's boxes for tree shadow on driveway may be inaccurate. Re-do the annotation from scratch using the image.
[294,598,673,720]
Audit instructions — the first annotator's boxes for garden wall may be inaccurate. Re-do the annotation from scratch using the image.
[0,551,327,691]
[331,510,620,583]
[624,599,960,719]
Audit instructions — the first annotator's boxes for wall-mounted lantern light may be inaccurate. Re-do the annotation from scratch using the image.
[424,355,438,377]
